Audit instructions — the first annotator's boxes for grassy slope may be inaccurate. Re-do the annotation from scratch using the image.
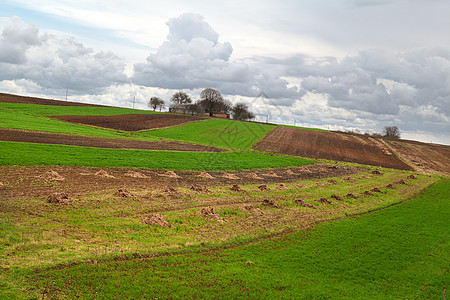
[144,118,276,150]
[0,141,312,170]
[20,179,448,299]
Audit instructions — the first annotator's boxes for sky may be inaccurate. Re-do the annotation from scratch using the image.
[1,0,449,145]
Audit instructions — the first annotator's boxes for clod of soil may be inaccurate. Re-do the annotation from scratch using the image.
[197,172,215,179]
[262,199,280,208]
[328,165,339,169]
[344,177,356,182]
[346,193,358,199]
[330,194,343,201]
[294,199,316,209]
[396,179,407,185]
[277,183,288,190]
[159,171,181,179]
[190,184,210,192]
[315,182,325,187]
[222,173,241,180]
[124,171,148,178]
[246,173,263,180]
[363,191,374,196]
[300,168,312,174]
[407,174,417,180]
[318,197,332,204]
[243,204,263,215]
[296,184,308,189]
[328,179,338,184]
[317,167,327,172]
[95,170,115,178]
[199,207,224,222]
[386,183,396,189]
[142,213,169,227]
[39,170,65,181]
[114,188,133,198]
[47,192,73,204]
[371,187,383,193]
[262,171,281,178]
[164,186,179,193]
[258,184,270,191]
[230,184,245,192]
[372,170,383,175]
[284,169,297,175]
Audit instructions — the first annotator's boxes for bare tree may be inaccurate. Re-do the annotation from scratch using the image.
[382,126,401,138]
[198,88,227,116]
[170,91,192,105]
[231,102,255,121]
[148,97,164,111]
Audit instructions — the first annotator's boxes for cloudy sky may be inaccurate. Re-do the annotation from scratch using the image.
[1,0,449,144]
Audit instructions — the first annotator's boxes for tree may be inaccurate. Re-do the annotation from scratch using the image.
[231,102,255,121]
[170,91,192,105]
[198,88,230,116]
[148,97,164,111]
[382,126,401,138]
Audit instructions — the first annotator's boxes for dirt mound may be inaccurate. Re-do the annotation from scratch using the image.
[197,172,215,179]
[159,171,181,179]
[296,184,308,189]
[142,213,169,227]
[386,183,396,189]
[371,187,383,193]
[262,199,280,208]
[330,194,343,201]
[246,173,263,180]
[258,184,270,191]
[396,179,407,185]
[114,188,133,198]
[230,184,244,192]
[344,177,356,182]
[372,170,383,175]
[300,168,312,174]
[125,171,148,178]
[38,170,65,181]
[346,193,358,199]
[284,169,297,175]
[328,179,338,184]
[262,171,281,178]
[222,173,241,180]
[407,174,417,180]
[0,182,3,187]
[316,167,327,173]
[190,184,209,192]
[276,183,288,190]
[363,191,374,196]
[47,192,73,204]
[318,197,332,204]
[199,207,224,222]
[315,182,325,187]
[243,204,263,215]
[294,199,315,208]
[95,170,115,178]
[253,127,413,170]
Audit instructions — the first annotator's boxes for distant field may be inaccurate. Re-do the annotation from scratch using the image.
[21,179,449,299]
[145,118,276,150]
[0,141,313,170]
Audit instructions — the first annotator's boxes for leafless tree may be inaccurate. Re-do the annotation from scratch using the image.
[170,91,192,105]
[231,102,255,121]
[198,88,229,116]
[382,126,401,138]
[148,97,164,111]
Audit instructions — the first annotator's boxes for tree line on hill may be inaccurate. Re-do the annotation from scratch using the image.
[149,88,255,121]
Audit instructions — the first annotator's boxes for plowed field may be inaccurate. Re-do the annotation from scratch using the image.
[52,114,205,131]
[253,127,412,170]
[0,92,106,107]
[0,128,223,152]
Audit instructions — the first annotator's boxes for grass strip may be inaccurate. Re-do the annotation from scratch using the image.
[0,141,313,170]
[25,180,449,299]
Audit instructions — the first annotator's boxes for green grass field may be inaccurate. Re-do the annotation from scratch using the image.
[13,179,448,299]
[0,141,313,170]
[144,118,276,150]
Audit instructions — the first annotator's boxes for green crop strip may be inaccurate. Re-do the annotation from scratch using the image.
[0,141,313,170]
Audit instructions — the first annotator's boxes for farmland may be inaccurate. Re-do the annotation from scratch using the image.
[0,93,449,299]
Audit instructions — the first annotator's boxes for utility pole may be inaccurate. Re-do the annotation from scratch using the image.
[65,89,68,101]
[132,95,135,109]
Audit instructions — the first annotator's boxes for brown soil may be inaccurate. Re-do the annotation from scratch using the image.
[363,191,374,196]
[262,171,281,178]
[0,92,109,107]
[253,127,413,170]
[262,199,280,208]
[114,188,133,198]
[294,199,316,208]
[197,172,215,179]
[318,197,332,204]
[124,171,148,178]
[190,184,210,193]
[346,193,358,199]
[142,213,169,227]
[51,114,205,132]
[0,128,223,152]
[230,184,244,192]
[330,194,343,201]
[159,171,181,179]
[199,207,223,222]
[386,184,395,189]
[276,183,288,190]
[296,184,308,189]
[258,184,270,191]
[371,188,383,193]
[47,192,73,204]
[38,170,65,181]
[383,138,450,176]
[328,179,338,184]
[95,170,115,178]
[222,173,241,180]
[246,173,263,180]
